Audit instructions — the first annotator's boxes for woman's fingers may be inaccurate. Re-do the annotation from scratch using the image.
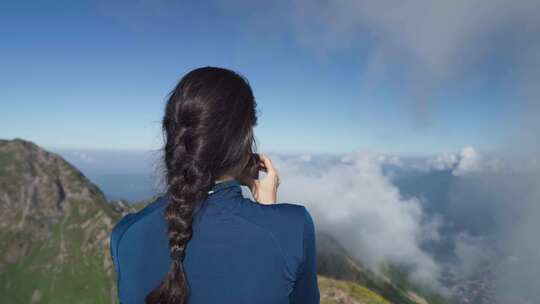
[258,155,267,170]
[259,154,277,177]
[249,154,279,204]
[258,160,267,172]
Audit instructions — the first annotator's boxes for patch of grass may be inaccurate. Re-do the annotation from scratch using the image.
[319,275,392,304]
[0,149,24,193]
[0,221,117,304]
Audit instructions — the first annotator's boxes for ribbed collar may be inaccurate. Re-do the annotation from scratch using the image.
[162,179,243,203]
[207,178,242,195]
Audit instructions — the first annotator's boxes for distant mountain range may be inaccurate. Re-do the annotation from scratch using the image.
[0,138,452,304]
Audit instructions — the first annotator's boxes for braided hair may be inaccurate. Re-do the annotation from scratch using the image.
[146,67,258,304]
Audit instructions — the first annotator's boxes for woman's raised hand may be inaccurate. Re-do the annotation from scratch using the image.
[250,154,280,205]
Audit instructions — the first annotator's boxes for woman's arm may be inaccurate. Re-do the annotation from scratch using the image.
[290,207,320,304]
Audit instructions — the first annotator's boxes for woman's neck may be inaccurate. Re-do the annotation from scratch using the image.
[215,175,234,183]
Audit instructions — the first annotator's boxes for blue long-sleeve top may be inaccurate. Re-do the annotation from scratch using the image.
[110,179,320,304]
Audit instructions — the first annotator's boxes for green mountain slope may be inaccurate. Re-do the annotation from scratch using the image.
[0,138,128,303]
[319,275,392,304]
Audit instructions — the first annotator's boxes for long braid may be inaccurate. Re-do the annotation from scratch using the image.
[146,66,258,304]
[146,106,214,304]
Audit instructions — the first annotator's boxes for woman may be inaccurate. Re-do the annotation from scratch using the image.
[110,67,320,304]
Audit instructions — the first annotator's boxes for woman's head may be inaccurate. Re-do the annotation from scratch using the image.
[146,66,258,304]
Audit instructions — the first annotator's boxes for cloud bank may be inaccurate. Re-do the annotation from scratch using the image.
[271,150,442,287]
[268,144,540,302]
[288,0,540,123]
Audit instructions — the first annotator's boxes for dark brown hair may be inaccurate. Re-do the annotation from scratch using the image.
[146,66,258,303]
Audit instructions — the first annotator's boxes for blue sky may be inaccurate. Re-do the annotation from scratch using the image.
[1,0,535,155]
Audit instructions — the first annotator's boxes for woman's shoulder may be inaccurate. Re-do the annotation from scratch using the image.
[269,202,314,229]
[239,198,311,226]
[237,199,314,244]
[235,199,316,277]
[264,202,316,244]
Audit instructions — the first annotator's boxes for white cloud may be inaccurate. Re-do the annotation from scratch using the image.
[426,146,503,175]
[427,152,459,171]
[291,1,539,77]
[287,0,540,125]
[453,146,482,175]
[271,149,442,287]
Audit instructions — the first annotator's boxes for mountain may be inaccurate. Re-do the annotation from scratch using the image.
[0,138,137,303]
[0,138,450,303]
